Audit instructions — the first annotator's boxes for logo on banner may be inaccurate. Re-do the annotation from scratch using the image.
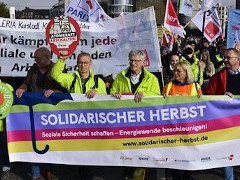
[46,16,81,56]
[120,156,132,161]
[228,154,234,161]
[142,49,150,67]
[201,157,211,162]
[204,21,220,39]
[0,83,13,118]
[155,158,168,162]
[138,156,150,161]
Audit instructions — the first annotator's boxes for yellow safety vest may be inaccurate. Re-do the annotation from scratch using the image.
[215,54,225,72]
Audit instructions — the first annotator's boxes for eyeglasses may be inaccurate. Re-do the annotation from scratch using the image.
[129,59,142,63]
[78,61,90,65]
[224,56,239,60]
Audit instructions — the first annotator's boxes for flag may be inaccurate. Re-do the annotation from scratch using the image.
[161,27,170,47]
[65,0,111,23]
[179,0,194,17]
[201,0,222,12]
[169,35,175,51]
[164,0,186,38]
[192,8,222,43]
[227,9,240,48]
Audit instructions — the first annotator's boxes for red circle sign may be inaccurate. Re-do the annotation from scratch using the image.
[46,16,81,56]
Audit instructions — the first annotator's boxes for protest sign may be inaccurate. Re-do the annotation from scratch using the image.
[46,16,81,56]
[7,93,240,170]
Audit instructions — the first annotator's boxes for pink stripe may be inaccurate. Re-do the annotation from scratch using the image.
[7,114,240,142]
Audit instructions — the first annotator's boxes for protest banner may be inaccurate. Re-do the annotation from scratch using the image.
[0,7,161,77]
[227,9,240,49]
[7,93,240,170]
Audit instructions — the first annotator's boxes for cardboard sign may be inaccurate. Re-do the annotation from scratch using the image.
[46,16,81,56]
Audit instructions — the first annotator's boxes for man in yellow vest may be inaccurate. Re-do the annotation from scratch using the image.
[214,42,226,72]
[51,52,106,96]
[111,50,161,180]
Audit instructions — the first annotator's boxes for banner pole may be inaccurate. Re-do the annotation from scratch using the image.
[200,11,207,53]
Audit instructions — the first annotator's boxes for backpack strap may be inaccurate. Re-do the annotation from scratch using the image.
[92,75,99,89]
[69,74,77,93]
[166,82,173,96]
[70,74,99,93]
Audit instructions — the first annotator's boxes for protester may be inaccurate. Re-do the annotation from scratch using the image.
[214,42,226,72]
[103,74,114,94]
[111,50,161,180]
[206,48,240,180]
[199,49,215,94]
[51,51,107,180]
[51,52,106,97]
[163,53,180,84]
[180,44,203,85]
[163,62,202,96]
[0,72,18,180]
[195,38,217,61]
[163,62,202,180]
[16,47,64,180]
[161,46,170,68]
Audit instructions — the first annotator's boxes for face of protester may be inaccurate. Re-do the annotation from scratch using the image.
[201,52,208,61]
[203,42,210,49]
[184,45,194,55]
[129,54,144,74]
[77,55,92,74]
[34,49,51,69]
[219,46,226,57]
[224,50,240,70]
[174,65,187,83]
[170,55,180,67]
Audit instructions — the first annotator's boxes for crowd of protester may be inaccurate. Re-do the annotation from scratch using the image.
[0,34,240,180]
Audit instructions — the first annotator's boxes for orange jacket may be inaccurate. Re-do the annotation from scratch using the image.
[163,81,202,96]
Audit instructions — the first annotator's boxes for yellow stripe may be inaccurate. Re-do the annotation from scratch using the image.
[8,126,240,154]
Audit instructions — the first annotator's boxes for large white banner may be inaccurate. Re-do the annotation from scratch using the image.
[0,7,161,77]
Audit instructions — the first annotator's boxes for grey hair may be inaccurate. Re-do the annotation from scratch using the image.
[128,50,145,61]
[77,52,91,64]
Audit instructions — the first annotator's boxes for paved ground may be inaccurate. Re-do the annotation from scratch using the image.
[1,162,240,180]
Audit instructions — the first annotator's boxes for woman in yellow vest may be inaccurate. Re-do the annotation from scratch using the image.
[162,62,202,180]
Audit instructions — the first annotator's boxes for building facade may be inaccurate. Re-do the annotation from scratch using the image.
[217,5,228,38]
[110,0,133,17]
[16,8,50,19]
[135,0,165,25]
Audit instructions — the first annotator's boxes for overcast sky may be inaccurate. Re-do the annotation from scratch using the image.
[1,0,59,10]
[0,0,236,10]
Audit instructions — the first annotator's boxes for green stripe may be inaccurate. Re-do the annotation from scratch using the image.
[10,105,29,113]
[11,96,239,112]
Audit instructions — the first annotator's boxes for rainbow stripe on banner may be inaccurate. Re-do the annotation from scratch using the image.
[7,93,240,170]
